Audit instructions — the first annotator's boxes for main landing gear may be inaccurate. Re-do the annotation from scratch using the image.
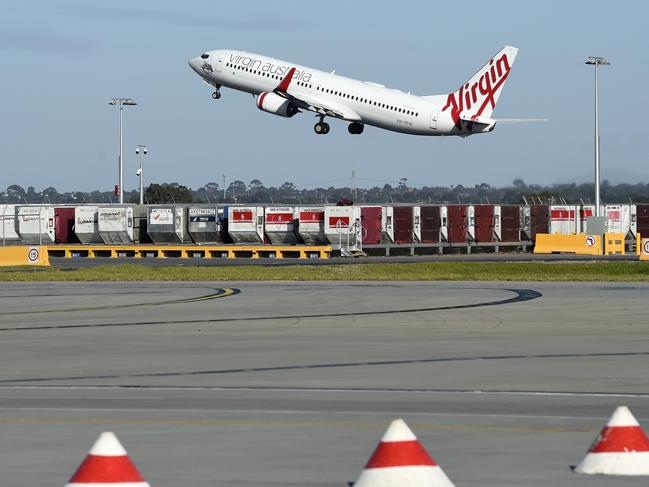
[348,122,364,135]
[314,117,330,135]
[211,89,221,100]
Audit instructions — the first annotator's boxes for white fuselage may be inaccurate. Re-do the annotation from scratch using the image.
[190,49,454,136]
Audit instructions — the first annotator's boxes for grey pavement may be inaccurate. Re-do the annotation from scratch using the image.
[0,281,648,486]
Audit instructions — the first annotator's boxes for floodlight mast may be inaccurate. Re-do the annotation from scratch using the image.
[585,57,609,217]
[109,98,137,204]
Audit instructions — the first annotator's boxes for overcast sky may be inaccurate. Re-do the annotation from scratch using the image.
[1,0,646,192]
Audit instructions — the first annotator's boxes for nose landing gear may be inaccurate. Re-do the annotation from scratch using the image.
[212,90,221,100]
[314,116,330,135]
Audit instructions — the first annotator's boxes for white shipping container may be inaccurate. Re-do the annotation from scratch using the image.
[264,207,299,244]
[549,205,579,235]
[440,206,449,241]
[98,207,134,244]
[297,206,327,245]
[467,205,476,241]
[579,205,595,234]
[148,207,186,243]
[324,206,362,249]
[605,204,631,237]
[188,207,226,244]
[381,206,394,243]
[0,205,20,242]
[228,206,264,244]
[16,206,55,243]
[412,206,421,242]
[75,206,102,244]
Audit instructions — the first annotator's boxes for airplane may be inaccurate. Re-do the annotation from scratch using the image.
[188,46,520,137]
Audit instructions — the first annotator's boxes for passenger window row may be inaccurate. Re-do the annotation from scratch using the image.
[225,62,418,117]
[226,62,313,89]
[316,85,418,117]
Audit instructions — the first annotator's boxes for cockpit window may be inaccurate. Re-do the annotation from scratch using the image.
[201,53,209,59]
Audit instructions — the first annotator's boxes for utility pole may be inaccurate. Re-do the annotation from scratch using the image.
[109,98,137,204]
[585,56,610,217]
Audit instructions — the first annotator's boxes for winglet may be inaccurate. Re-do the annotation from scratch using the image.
[274,67,296,94]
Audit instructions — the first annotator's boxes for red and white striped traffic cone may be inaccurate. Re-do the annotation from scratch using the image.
[353,418,455,487]
[574,406,649,475]
[65,432,151,486]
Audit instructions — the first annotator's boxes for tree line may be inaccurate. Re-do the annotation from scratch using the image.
[2,179,649,205]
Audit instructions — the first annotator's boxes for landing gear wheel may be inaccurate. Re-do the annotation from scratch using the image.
[212,90,221,100]
[314,122,324,134]
[348,122,364,134]
[322,123,330,134]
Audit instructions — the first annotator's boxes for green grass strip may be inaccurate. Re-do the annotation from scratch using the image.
[0,261,648,282]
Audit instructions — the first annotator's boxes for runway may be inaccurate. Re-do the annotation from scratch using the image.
[1,281,648,486]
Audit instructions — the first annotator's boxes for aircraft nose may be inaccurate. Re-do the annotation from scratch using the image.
[188,57,202,74]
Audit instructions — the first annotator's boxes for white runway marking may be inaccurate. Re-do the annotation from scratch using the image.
[1,384,648,398]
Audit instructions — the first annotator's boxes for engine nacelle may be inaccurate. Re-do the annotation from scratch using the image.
[256,92,298,118]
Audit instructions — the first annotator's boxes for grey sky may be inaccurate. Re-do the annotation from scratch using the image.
[1,0,646,192]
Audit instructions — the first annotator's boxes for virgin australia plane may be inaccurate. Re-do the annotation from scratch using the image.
[189,46,518,136]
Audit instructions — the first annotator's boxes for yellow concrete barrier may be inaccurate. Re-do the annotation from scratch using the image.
[45,244,332,260]
[0,246,50,267]
[639,238,649,261]
[604,233,625,256]
[533,234,603,255]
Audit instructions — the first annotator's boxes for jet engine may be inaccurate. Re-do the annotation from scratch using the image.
[256,92,298,118]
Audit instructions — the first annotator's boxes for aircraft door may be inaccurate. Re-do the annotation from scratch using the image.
[215,55,223,73]
[429,110,439,130]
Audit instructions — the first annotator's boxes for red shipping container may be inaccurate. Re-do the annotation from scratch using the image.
[54,207,79,244]
[420,206,441,243]
[500,205,521,242]
[394,206,413,244]
[361,207,382,244]
[447,205,468,243]
[474,205,495,243]
[530,205,549,240]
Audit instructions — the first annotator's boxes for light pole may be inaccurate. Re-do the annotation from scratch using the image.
[109,98,137,204]
[136,145,148,205]
[585,57,610,217]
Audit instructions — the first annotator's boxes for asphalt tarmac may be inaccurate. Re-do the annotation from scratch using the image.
[0,281,648,486]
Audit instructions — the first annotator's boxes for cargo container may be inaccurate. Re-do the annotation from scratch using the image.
[297,206,327,245]
[15,206,55,244]
[381,206,394,243]
[579,205,595,233]
[472,204,495,243]
[523,204,549,240]
[412,207,422,242]
[420,205,441,243]
[74,206,102,244]
[187,207,228,244]
[264,207,299,244]
[147,206,187,244]
[324,205,362,248]
[54,207,78,244]
[637,204,649,238]
[446,205,468,243]
[361,206,382,244]
[98,207,134,244]
[604,204,631,237]
[0,205,20,243]
[228,206,264,244]
[440,206,448,241]
[394,206,413,244]
[549,205,579,235]
[497,205,521,242]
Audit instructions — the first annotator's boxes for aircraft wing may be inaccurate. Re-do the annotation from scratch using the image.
[274,67,361,121]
